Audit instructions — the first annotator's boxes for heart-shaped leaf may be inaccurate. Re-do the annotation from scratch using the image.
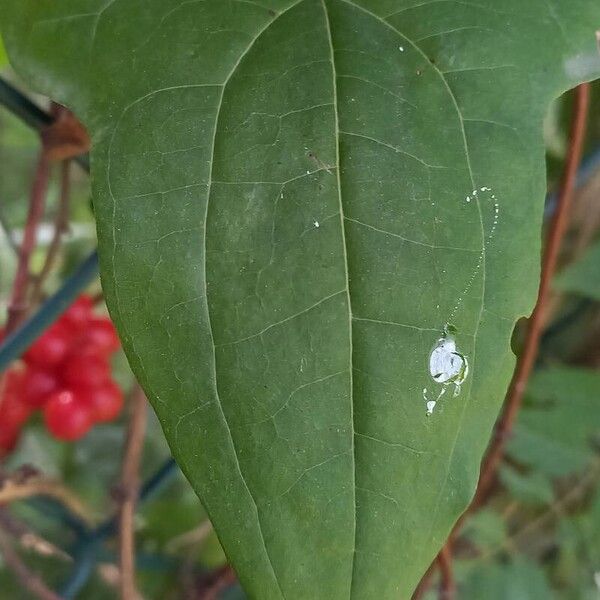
[3,1,599,597]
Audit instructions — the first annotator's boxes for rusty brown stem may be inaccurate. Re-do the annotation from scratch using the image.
[30,159,72,304]
[5,151,50,334]
[118,386,147,600]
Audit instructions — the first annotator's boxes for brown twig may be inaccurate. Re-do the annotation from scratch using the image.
[5,150,50,334]
[0,529,62,600]
[0,467,93,566]
[437,544,456,600]
[30,159,72,304]
[118,386,147,600]
[4,103,88,331]
[0,476,93,523]
[166,520,213,553]
[413,82,591,599]
[92,291,105,305]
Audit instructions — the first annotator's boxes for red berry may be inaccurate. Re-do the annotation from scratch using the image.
[3,368,24,396]
[0,371,31,428]
[22,369,59,408]
[1,397,31,429]
[0,394,32,430]
[62,295,94,330]
[63,353,111,388]
[44,390,92,441]
[0,370,30,456]
[24,324,70,368]
[82,317,120,356]
[79,381,123,422]
[0,423,20,454]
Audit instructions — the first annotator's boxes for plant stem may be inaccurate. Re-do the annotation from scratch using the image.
[118,386,147,600]
[437,545,456,600]
[30,160,72,304]
[5,150,50,334]
[0,474,92,523]
[58,458,178,598]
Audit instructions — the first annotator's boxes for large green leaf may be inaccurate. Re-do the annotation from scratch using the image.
[3,1,599,597]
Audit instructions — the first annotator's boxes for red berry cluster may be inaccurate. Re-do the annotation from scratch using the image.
[0,295,123,456]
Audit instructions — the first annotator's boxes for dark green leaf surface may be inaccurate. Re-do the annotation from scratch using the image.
[3,2,600,597]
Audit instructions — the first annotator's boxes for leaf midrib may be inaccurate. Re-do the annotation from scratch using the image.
[320,2,357,598]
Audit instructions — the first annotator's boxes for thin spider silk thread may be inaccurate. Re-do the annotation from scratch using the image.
[445,187,499,330]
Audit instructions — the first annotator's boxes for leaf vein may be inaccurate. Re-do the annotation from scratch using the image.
[320,3,357,599]
[216,289,346,347]
[344,217,479,252]
[339,130,446,169]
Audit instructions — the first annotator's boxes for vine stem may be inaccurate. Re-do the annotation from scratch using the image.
[412,82,591,600]
[30,159,72,304]
[437,544,456,600]
[118,386,147,600]
[0,82,96,373]
[5,150,50,334]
